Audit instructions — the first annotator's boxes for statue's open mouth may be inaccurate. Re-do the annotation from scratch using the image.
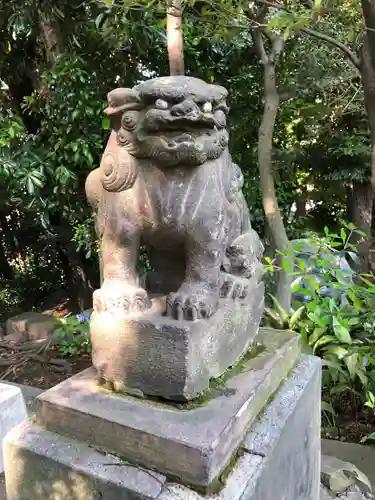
[142,108,226,135]
[134,107,228,161]
[139,127,217,142]
[131,128,229,167]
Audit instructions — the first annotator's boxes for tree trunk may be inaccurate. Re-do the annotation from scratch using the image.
[351,180,373,271]
[356,36,375,272]
[166,0,184,76]
[362,0,375,70]
[39,10,64,63]
[295,192,307,218]
[361,0,375,213]
[346,184,354,220]
[58,241,94,311]
[49,212,93,310]
[254,32,291,311]
[258,63,288,251]
[0,239,13,280]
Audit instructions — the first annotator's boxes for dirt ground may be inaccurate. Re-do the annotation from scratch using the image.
[321,390,375,445]
[4,350,92,390]
[0,290,91,389]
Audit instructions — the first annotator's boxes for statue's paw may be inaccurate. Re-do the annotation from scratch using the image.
[93,281,150,315]
[226,247,252,278]
[166,287,219,321]
[98,378,145,398]
[220,273,249,299]
[227,230,264,278]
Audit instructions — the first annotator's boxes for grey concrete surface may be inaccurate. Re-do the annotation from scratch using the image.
[2,372,375,500]
[159,355,322,500]
[0,383,41,499]
[0,383,42,500]
[1,383,42,417]
[0,385,28,472]
[5,312,58,341]
[4,422,166,500]
[3,355,321,500]
[322,439,375,492]
[242,355,321,500]
[321,455,371,495]
[35,328,300,490]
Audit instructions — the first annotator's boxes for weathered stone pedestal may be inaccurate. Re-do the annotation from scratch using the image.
[4,328,321,500]
[90,286,264,400]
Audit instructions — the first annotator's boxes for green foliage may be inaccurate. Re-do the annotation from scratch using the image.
[0,54,119,307]
[16,55,106,214]
[265,224,375,407]
[0,0,372,353]
[54,312,92,357]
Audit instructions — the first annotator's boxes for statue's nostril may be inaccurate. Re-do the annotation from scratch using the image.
[171,103,186,116]
[171,100,198,116]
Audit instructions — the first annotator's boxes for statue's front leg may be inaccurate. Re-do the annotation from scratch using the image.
[167,239,223,321]
[93,228,149,316]
[90,226,150,388]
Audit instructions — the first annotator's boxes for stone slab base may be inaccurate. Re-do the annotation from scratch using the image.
[35,328,299,490]
[161,355,322,500]
[4,422,166,500]
[90,283,264,400]
[0,384,27,472]
[4,355,321,500]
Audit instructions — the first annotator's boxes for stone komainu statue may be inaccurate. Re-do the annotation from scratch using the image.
[85,76,264,322]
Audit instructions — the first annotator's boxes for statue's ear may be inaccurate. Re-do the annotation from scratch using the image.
[105,88,142,115]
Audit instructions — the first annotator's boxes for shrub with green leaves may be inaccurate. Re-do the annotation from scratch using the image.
[54,311,92,357]
[264,223,375,409]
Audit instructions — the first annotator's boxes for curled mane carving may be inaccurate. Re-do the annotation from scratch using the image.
[100,150,137,192]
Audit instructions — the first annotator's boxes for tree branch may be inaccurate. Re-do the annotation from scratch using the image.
[255,0,334,14]
[253,29,268,64]
[244,2,273,53]
[255,0,286,10]
[301,28,361,70]
[186,12,265,30]
[254,0,361,70]
[270,33,284,62]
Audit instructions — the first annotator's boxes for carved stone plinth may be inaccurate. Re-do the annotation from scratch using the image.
[32,328,298,491]
[90,282,264,400]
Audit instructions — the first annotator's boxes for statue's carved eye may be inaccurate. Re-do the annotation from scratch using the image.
[155,99,169,110]
[202,102,212,113]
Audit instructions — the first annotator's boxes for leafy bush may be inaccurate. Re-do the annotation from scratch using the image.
[264,224,375,410]
[54,312,92,357]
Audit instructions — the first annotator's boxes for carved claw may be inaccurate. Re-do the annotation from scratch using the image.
[166,286,219,321]
[93,281,150,315]
[220,273,249,300]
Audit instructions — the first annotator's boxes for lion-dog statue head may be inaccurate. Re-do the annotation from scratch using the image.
[98,76,230,194]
